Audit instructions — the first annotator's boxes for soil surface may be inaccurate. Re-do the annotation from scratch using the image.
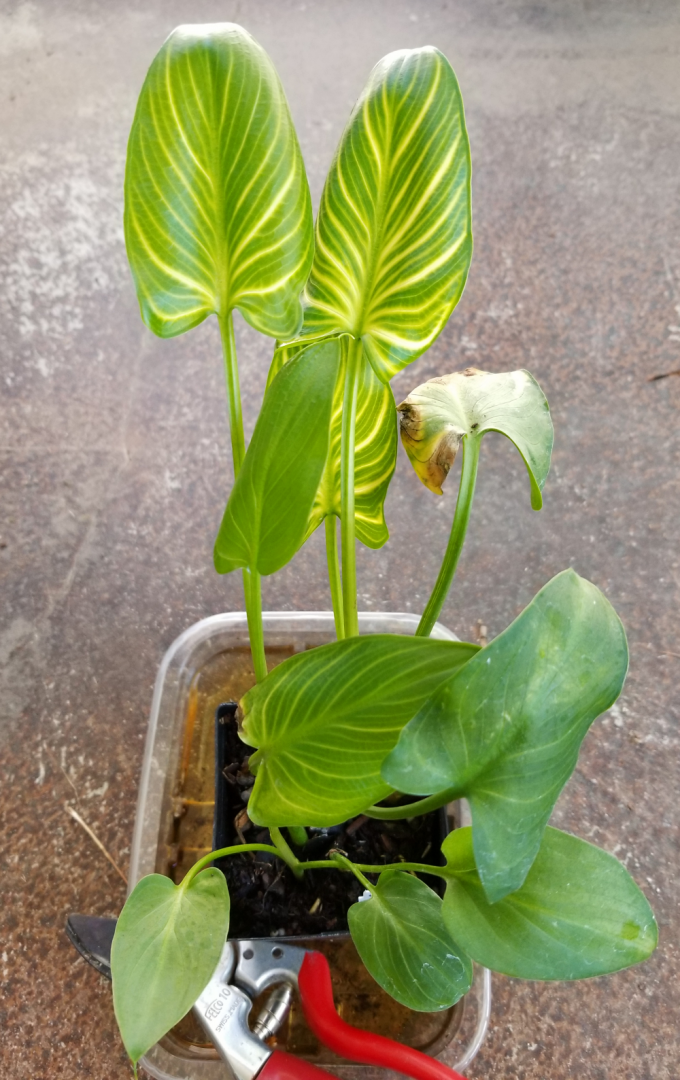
[214,704,448,939]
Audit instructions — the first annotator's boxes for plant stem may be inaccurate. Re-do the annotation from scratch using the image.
[363,787,459,821]
[218,311,267,681]
[330,851,373,890]
[183,843,281,887]
[300,857,452,880]
[325,515,345,639]
[287,825,309,847]
[245,567,268,683]
[182,844,453,891]
[340,336,363,637]
[416,435,481,637]
[269,827,304,880]
[218,311,246,477]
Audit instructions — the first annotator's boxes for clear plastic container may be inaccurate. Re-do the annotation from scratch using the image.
[128,611,491,1080]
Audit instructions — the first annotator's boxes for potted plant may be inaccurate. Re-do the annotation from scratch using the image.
[110,21,657,1075]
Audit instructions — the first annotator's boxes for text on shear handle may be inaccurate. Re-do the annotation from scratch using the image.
[204,986,235,1023]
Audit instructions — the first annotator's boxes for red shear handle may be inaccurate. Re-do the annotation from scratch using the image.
[298,951,468,1080]
[259,1049,339,1080]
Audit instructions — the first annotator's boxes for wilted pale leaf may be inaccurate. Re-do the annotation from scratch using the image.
[398,367,552,507]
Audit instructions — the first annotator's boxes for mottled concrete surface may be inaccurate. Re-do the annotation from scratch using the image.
[1,0,679,1076]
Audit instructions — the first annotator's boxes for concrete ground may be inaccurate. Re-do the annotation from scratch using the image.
[1,0,679,1076]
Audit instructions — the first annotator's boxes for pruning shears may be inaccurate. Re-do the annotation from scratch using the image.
[66,914,469,1080]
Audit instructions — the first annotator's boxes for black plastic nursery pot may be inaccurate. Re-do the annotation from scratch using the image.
[127,612,490,1080]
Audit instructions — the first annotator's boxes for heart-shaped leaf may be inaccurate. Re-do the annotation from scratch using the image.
[214,339,340,576]
[241,634,479,826]
[112,869,230,1064]
[297,46,472,383]
[383,570,628,901]
[125,23,313,339]
[398,367,553,507]
[442,827,657,980]
[348,870,472,1011]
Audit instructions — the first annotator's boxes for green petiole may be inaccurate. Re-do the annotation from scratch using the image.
[363,787,459,821]
[183,843,281,888]
[416,435,481,637]
[218,310,267,682]
[183,840,452,889]
[340,336,363,638]
[325,515,345,639]
[269,826,304,879]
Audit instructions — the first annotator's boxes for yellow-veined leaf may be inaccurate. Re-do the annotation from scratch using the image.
[240,634,479,826]
[268,335,397,549]
[297,46,472,382]
[309,349,397,548]
[125,23,313,340]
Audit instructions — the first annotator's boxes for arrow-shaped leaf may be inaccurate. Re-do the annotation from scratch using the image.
[112,869,230,1065]
[125,23,313,340]
[298,46,472,383]
[214,339,340,576]
[442,827,657,980]
[348,871,472,1011]
[240,634,479,826]
[398,367,553,507]
[383,570,628,902]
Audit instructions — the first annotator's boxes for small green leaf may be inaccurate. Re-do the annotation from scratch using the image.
[214,339,340,576]
[298,46,472,382]
[348,871,471,1011]
[442,828,657,980]
[383,570,628,901]
[398,367,553,507]
[112,869,230,1064]
[125,23,313,340]
[240,634,479,826]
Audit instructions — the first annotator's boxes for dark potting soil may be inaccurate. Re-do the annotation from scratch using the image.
[213,703,448,940]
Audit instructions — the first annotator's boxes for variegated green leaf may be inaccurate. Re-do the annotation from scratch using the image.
[296,46,472,382]
[309,349,397,548]
[269,336,397,549]
[240,634,479,826]
[125,23,313,340]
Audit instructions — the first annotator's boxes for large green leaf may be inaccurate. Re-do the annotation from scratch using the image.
[348,870,472,1011]
[398,367,553,507]
[297,46,472,383]
[214,340,340,576]
[112,869,230,1064]
[442,828,657,980]
[125,23,313,339]
[240,634,479,826]
[382,570,628,902]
